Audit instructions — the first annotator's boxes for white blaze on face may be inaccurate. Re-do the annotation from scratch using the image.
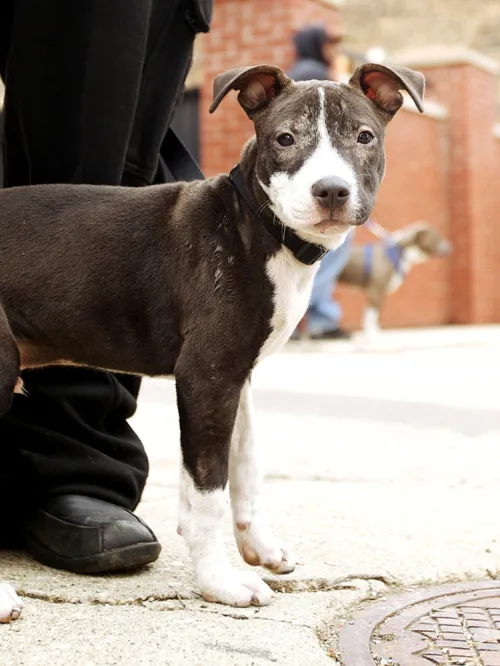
[262,86,359,244]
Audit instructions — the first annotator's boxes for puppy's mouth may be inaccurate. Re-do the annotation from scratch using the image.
[311,206,371,233]
[313,214,368,234]
[313,219,349,234]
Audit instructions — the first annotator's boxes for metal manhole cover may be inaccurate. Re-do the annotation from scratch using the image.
[338,581,500,665]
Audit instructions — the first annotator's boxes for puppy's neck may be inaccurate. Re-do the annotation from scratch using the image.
[238,138,271,215]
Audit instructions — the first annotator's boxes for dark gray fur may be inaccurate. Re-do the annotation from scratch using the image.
[0,62,424,489]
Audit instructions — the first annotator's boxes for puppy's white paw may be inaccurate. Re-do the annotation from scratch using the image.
[0,583,24,623]
[235,521,296,574]
[199,567,275,607]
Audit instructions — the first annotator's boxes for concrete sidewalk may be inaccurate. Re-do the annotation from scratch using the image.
[2,325,500,665]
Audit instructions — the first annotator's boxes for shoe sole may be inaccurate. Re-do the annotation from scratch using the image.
[25,534,162,574]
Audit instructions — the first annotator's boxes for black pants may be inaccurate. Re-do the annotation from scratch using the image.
[0,0,211,540]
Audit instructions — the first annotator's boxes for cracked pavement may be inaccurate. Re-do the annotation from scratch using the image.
[2,325,500,665]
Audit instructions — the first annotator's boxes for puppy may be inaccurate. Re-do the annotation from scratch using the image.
[0,62,425,614]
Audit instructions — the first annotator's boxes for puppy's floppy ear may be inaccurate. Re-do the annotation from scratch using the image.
[209,65,291,116]
[349,63,425,116]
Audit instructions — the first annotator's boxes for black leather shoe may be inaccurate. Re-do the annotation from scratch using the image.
[23,495,161,574]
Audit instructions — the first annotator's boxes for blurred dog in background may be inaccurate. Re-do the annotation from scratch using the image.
[338,222,451,337]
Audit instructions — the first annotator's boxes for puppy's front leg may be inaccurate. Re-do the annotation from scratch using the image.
[230,382,295,575]
[176,357,274,607]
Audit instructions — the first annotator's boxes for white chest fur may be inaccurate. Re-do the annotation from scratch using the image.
[258,249,318,360]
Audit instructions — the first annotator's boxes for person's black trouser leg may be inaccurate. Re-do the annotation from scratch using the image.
[0,0,204,544]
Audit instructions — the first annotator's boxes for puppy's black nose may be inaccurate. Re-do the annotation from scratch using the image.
[311,177,351,209]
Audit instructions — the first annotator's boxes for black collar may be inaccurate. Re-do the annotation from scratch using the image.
[229,164,328,266]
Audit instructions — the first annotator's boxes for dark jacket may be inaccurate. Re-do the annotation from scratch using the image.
[287,25,331,82]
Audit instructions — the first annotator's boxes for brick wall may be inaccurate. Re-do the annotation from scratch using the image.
[464,67,500,323]
[336,107,452,329]
[403,57,500,326]
[200,0,340,176]
[340,0,500,103]
[341,0,500,56]
[199,1,500,328]
[339,57,500,329]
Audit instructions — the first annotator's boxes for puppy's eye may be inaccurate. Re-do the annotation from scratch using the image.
[358,130,374,145]
[277,133,294,147]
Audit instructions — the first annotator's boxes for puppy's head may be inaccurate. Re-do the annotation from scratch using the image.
[210,63,425,249]
[394,221,452,260]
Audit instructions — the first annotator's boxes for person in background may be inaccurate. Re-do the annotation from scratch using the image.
[0,0,212,574]
[306,234,354,340]
[288,22,341,82]
[289,23,353,341]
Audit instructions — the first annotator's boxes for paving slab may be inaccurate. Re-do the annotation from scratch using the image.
[1,325,500,664]
[0,596,337,666]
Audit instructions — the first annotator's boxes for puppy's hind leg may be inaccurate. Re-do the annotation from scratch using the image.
[0,305,21,417]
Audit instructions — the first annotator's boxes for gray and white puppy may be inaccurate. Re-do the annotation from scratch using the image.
[0,61,424,616]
